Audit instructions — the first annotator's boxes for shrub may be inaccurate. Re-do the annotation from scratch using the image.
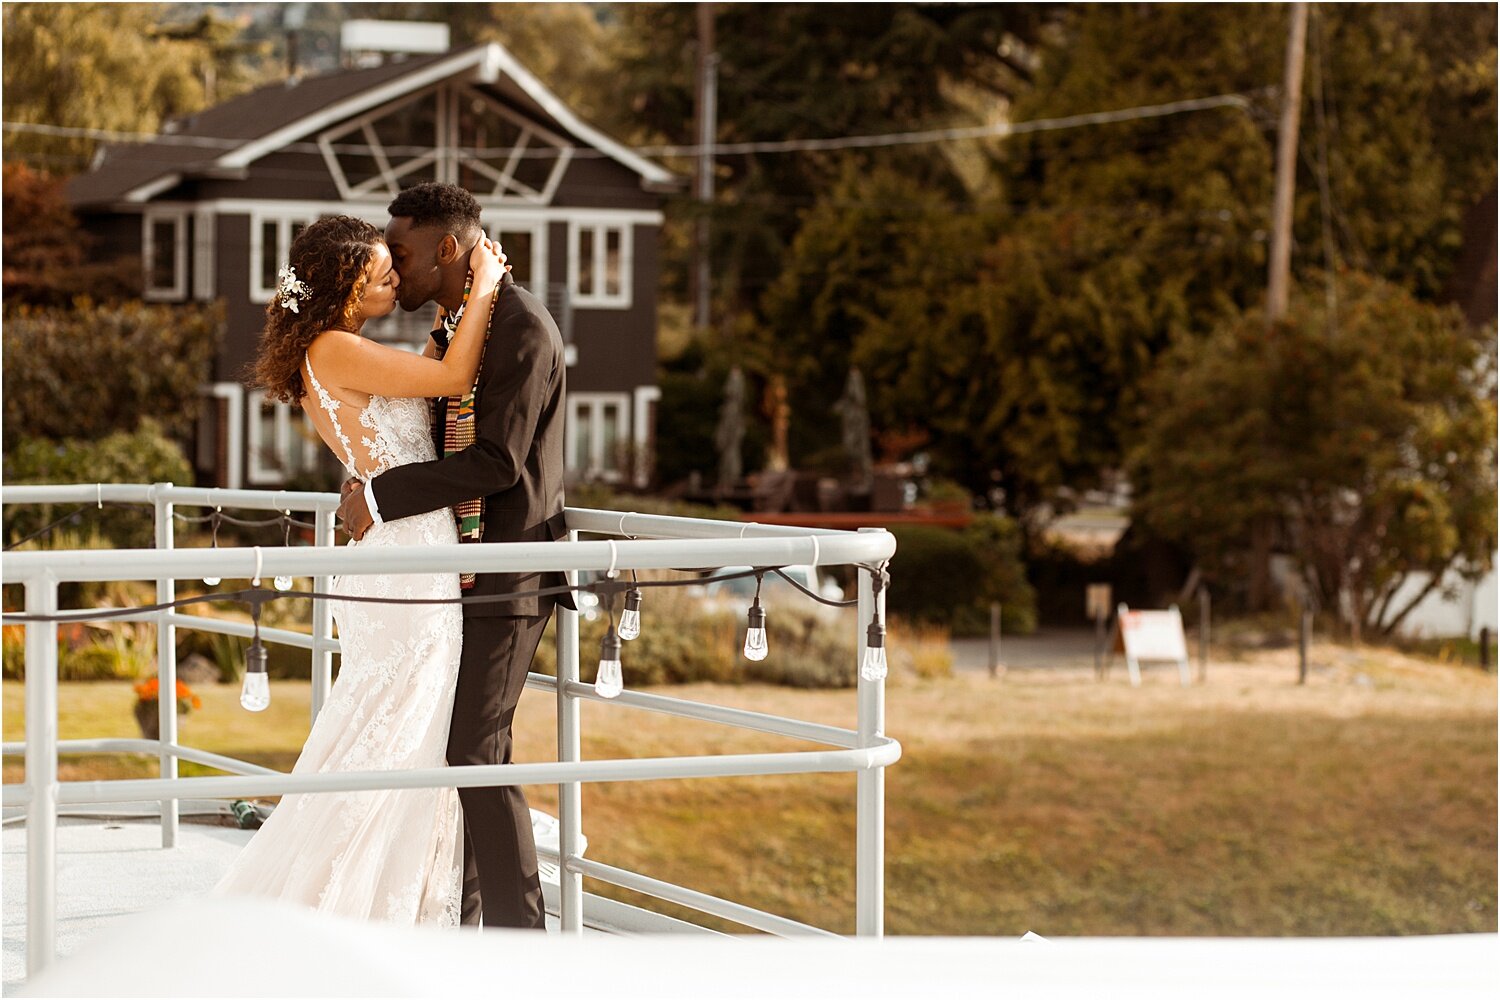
[1,162,140,307]
[3,420,194,549]
[887,513,1036,636]
[529,588,950,688]
[1,626,26,680]
[532,604,845,688]
[61,641,151,681]
[2,298,221,448]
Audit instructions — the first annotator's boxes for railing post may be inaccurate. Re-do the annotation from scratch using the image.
[25,573,59,975]
[152,482,178,848]
[556,529,584,933]
[856,529,886,938]
[309,508,336,721]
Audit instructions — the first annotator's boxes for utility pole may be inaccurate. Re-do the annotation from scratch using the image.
[1266,1,1308,325]
[1252,1,1308,611]
[693,3,719,332]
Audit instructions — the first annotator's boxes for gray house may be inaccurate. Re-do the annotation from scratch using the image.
[67,41,676,490]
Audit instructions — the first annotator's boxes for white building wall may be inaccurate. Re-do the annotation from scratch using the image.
[1387,550,1500,641]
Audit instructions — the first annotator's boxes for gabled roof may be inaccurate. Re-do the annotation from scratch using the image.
[67,42,676,208]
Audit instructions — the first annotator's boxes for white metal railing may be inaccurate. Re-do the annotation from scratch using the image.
[1,482,898,975]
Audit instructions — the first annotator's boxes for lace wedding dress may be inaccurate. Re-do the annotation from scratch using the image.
[210,355,464,925]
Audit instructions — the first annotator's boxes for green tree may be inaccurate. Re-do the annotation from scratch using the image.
[360,3,617,115]
[1128,273,1497,638]
[760,164,989,466]
[856,2,1497,514]
[1,3,259,169]
[611,3,1058,311]
[151,8,278,107]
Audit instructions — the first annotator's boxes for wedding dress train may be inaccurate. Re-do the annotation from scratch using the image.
[210,355,464,925]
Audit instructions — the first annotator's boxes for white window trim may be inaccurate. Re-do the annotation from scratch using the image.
[567,392,631,483]
[209,382,244,490]
[317,82,445,201]
[143,199,661,227]
[246,389,294,486]
[249,209,320,305]
[142,208,188,301]
[482,214,548,295]
[452,83,574,204]
[632,385,661,489]
[192,208,216,301]
[313,81,575,205]
[568,221,633,310]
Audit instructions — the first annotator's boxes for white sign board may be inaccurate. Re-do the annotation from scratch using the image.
[1117,604,1190,687]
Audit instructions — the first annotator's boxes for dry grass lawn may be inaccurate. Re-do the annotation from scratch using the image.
[4,641,1495,937]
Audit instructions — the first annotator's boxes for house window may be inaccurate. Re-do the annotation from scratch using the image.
[483,218,548,293]
[568,394,630,482]
[250,211,318,304]
[246,390,322,485]
[142,209,187,300]
[568,222,631,309]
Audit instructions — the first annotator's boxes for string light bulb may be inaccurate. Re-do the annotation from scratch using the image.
[240,639,270,711]
[202,508,223,587]
[743,573,768,661]
[860,565,889,681]
[617,583,642,640]
[595,625,624,698]
[861,618,887,681]
[239,595,270,711]
[274,511,294,590]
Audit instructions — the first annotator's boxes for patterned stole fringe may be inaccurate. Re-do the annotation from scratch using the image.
[439,271,495,589]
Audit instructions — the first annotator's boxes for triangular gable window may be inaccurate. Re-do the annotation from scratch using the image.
[317,83,572,205]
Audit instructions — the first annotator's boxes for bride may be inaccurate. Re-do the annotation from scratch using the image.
[211,215,506,925]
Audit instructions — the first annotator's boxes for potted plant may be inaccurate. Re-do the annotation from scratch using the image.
[133,676,202,740]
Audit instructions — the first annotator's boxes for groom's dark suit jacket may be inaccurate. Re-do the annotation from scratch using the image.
[370,272,575,618]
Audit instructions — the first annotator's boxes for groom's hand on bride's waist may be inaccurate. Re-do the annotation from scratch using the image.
[337,477,374,541]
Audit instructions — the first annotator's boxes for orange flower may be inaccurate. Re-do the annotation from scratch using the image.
[174,680,203,710]
[135,677,200,712]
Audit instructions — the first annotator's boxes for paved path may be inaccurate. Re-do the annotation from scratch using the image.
[950,628,1102,672]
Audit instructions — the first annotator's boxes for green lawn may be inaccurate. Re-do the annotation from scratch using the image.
[3,644,1495,937]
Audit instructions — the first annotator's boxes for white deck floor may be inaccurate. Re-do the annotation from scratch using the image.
[2,805,631,991]
[5,811,1497,998]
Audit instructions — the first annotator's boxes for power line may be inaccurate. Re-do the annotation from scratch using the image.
[644,92,1260,156]
[2,102,1254,192]
[0,91,1263,163]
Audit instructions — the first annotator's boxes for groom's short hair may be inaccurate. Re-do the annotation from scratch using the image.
[387,183,482,241]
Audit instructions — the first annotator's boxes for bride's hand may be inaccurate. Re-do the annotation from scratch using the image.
[469,237,508,292]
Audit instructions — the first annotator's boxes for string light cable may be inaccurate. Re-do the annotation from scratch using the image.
[0,566,876,625]
[3,498,893,707]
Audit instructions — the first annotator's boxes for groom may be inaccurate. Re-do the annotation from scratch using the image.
[337,181,573,930]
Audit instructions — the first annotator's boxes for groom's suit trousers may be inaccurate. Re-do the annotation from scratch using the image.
[449,611,552,930]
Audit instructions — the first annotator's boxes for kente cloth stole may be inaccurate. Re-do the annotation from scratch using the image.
[437,271,496,589]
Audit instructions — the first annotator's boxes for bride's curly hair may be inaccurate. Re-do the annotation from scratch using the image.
[249,216,385,403]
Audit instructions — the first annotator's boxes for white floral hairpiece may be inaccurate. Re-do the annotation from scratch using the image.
[276,265,312,313]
